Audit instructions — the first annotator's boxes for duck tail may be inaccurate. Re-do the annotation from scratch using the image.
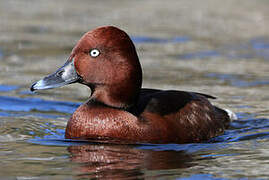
[224,108,238,121]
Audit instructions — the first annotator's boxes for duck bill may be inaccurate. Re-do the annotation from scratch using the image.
[30,58,79,91]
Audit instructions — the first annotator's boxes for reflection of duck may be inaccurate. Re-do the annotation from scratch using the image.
[67,144,194,179]
[31,26,235,144]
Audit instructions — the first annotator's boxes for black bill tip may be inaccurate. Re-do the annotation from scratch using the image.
[30,82,36,92]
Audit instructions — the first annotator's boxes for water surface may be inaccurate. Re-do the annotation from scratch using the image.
[0,0,269,179]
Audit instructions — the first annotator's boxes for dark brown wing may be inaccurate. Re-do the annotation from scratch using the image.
[194,92,216,99]
[135,88,216,116]
[134,88,230,143]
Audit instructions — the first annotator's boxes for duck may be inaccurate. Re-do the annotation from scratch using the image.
[30,26,235,144]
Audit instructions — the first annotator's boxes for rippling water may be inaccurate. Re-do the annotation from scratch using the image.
[0,0,269,179]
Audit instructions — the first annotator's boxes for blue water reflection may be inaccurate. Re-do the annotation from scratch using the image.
[131,36,190,44]
[206,73,269,87]
[177,38,269,60]
[0,85,19,92]
[0,96,79,113]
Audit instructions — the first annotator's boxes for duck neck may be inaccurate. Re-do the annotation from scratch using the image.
[89,84,140,110]
[89,73,142,110]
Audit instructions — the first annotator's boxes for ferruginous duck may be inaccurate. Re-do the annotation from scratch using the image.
[31,26,236,144]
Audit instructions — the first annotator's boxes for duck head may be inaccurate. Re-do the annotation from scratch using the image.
[31,26,142,109]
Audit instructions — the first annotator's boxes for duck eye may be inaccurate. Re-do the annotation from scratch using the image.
[89,49,100,58]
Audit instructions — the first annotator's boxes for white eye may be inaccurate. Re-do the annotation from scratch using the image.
[89,49,100,57]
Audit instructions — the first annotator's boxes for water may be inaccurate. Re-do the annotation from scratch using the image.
[0,0,269,179]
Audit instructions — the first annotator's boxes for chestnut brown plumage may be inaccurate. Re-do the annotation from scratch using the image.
[31,26,232,144]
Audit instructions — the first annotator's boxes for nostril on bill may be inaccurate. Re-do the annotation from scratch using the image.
[56,70,64,77]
